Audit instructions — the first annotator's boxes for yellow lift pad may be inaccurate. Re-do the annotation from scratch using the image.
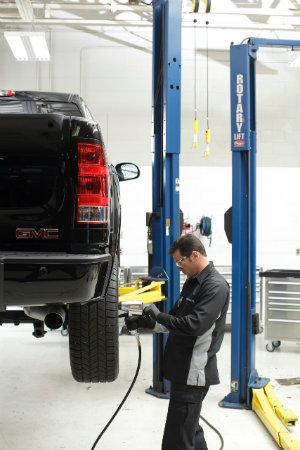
[264,382,298,428]
[252,383,300,450]
[119,280,166,305]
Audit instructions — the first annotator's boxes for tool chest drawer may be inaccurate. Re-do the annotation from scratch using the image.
[260,270,300,342]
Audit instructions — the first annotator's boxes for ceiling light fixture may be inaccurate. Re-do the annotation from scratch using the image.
[4,32,28,60]
[29,33,50,60]
[15,0,34,22]
[4,32,50,61]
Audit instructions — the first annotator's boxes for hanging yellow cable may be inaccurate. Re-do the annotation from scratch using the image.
[205,0,211,13]
[193,116,198,148]
[204,20,210,157]
[193,1,211,154]
[193,0,211,13]
[193,0,200,13]
[193,15,198,148]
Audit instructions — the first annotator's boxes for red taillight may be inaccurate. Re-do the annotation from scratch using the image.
[77,143,109,224]
[78,176,101,195]
[77,143,106,165]
[0,90,15,97]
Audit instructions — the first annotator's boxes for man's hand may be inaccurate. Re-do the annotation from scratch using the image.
[125,314,155,331]
[143,303,160,320]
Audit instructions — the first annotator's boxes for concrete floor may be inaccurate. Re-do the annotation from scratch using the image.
[0,323,299,450]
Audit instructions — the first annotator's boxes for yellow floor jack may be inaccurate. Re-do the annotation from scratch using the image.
[252,382,300,450]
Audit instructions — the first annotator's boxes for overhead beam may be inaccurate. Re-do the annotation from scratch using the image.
[15,0,34,21]
[0,17,299,31]
[0,3,299,17]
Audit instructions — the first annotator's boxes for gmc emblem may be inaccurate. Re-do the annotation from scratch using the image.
[16,228,59,239]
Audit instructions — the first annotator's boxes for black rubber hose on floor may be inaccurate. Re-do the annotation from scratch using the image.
[90,332,224,450]
[90,333,141,450]
[200,413,224,450]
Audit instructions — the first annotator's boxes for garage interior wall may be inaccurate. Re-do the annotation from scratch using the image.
[0,28,299,271]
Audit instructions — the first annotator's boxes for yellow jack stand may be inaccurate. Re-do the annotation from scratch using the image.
[252,382,300,450]
[119,280,165,305]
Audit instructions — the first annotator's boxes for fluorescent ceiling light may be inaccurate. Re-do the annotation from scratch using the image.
[4,32,50,61]
[29,33,50,60]
[15,0,34,22]
[4,33,28,60]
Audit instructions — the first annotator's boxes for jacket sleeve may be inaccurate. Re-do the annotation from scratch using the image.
[152,300,178,333]
[153,322,169,333]
[156,281,229,336]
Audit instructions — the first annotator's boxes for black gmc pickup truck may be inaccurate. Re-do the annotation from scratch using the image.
[0,90,139,383]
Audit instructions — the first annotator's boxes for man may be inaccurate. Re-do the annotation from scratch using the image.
[126,234,229,450]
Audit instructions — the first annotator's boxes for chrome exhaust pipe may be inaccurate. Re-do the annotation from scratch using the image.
[24,306,66,329]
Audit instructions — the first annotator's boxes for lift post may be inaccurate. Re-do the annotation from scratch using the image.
[147,0,182,397]
[221,38,300,450]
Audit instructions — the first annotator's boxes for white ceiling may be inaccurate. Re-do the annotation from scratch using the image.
[0,0,300,36]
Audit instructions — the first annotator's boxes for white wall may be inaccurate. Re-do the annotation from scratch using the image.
[1,30,299,168]
[120,166,300,271]
[0,28,299,271]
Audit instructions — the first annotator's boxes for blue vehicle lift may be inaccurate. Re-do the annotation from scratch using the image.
[146,0,182,397]
[220,38,300,450]
[146,8,300,443]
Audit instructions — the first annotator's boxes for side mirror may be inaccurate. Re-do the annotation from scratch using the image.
[115,163,140,182]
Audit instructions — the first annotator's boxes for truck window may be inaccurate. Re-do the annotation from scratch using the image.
[0,100,82,117]
[35,101,82,116]
[0,100,24,113]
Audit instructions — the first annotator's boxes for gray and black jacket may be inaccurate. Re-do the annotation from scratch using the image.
[154,262,229,387]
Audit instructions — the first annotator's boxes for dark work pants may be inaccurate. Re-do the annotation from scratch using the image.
[162,384,209,450]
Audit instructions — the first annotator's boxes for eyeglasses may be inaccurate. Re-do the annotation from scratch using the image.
[174,256,187,267]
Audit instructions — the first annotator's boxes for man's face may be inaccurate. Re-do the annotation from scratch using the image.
[172,249,199,279]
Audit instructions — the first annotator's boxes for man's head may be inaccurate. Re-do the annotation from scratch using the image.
[168,234,209,278]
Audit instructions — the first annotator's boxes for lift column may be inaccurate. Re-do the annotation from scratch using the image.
[148,0,182,396]
[221,42,259,409]
[221,38,300,410]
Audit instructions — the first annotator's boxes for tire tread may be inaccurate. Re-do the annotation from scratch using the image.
[68,256,119,382]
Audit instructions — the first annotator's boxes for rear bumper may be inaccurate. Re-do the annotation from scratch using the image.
[0,251,112,310]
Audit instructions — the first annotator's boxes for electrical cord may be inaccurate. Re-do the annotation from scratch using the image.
[240,37,252,44]
[90,330,224,450]
[200,414,224,450]
[90,332,141,450]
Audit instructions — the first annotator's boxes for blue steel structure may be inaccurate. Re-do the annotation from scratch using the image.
[147,0,182,396]
[221,38,300,410]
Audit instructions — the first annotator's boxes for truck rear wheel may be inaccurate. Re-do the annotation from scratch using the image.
[68,256,119,382]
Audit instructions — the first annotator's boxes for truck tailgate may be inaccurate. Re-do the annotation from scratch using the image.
[0,114,74,251]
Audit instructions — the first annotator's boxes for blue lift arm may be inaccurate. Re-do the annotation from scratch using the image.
[147,0,182,397]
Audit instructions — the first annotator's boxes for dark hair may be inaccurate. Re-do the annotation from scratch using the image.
[168,234,207,257]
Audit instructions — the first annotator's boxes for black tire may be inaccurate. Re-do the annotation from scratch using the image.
[68,256,119,383]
